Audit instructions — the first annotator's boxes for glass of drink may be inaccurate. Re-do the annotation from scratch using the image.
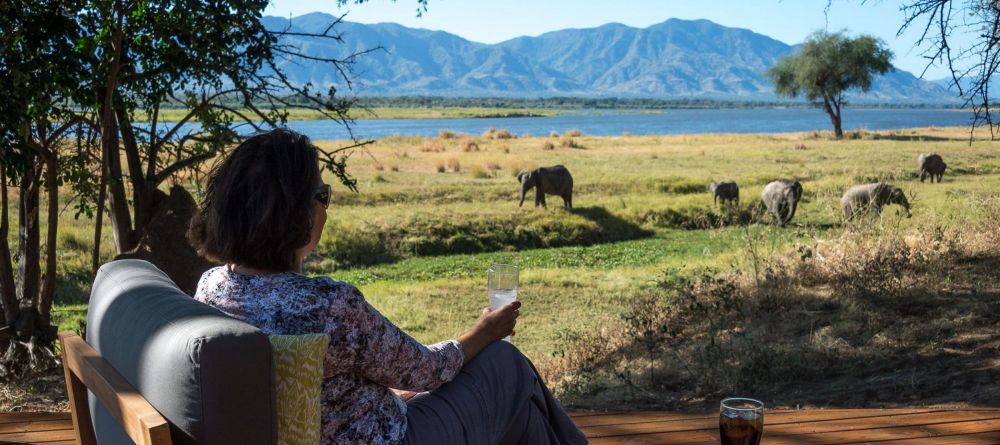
[487,264,518,342]
[719,398,763,445]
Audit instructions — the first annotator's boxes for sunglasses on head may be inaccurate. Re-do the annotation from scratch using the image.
[314,184,332,209]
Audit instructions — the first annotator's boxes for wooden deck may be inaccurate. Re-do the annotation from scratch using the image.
[2,409,1000,444]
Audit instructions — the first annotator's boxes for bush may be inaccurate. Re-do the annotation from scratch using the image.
[420,140,446,152]
[541,141,555,151]
[438,130,457,139]
[564,128,582,137]
[435,161,446,173]
[471,166,490,179]
[316,225,397,268]
[560,137,582,149]
[658,177,707,195]
[321,207,651,268]
[459,139,480,152]
[549,130,560,138]
[446,157,461,172]
[483,127,514,140]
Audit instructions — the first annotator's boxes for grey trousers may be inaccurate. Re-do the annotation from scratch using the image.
[403,341,588,445]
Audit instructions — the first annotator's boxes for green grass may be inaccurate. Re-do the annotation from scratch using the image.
[34,125,1000,390]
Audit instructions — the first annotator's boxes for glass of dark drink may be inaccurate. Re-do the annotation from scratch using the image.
[719,398,763,445]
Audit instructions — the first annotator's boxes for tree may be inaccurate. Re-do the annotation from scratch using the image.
[79,0,368,263]
[767,31,893,139]
[0,0,98,377]
[896,0,1000,137]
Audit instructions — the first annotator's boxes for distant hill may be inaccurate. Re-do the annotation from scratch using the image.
[263,13,960,104]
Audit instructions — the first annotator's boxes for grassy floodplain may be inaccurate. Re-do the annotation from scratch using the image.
[296,127,1000,368]
[27,125,1000,411]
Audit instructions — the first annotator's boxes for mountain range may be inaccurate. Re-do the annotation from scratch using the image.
[262,13,959,103]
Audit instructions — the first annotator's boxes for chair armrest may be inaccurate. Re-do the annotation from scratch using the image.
[60,331,173,445]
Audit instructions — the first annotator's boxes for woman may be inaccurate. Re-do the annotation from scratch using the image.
[189,129,587,445]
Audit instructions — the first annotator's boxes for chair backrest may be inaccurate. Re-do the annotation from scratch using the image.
[79,259,277,445]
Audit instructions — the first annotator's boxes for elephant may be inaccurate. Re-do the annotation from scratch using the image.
[918,153,947,183]
[841,182,911,221]
[761,180,803,227]
[518,165,573,208]
[709,181,740,206]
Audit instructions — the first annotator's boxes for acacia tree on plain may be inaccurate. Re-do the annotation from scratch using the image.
[767,31,893,139]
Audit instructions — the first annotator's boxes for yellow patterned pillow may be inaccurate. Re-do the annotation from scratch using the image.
[270,334,329,445]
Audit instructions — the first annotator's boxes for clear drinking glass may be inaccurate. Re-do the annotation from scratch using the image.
[719,398,764,445]
[487,264,518,342]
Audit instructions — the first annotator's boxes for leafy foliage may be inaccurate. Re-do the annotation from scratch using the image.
[767,31,893,138]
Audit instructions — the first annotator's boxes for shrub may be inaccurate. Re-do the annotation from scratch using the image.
[316,224,396,268]
[500,145,511,154]
[446,157,461,172]
[622,131,632,137]
[483,127,514,140]
[658,177,707,195]
[486,160,502,170]
[459,139,480,152]
[549,130,560,138]
[794,143,808,150]
[564,128,582,137]
[374,163,385,171]
[542,141,555,151]
[560,137,582,149]
[471,166,490,179]
[420,140,446,152]
[438,130,457,139]
[374,174,387,183]
[435,161,446,173]
[390,165,399,172]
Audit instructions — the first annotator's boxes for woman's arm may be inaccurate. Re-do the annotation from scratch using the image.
[326,283,518,391]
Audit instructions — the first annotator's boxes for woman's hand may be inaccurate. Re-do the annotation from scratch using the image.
[474,301,521,341]
[457,301,521,365]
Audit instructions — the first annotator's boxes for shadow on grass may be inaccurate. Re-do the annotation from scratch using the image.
[567,206,653,242]
[553,252,1000,411]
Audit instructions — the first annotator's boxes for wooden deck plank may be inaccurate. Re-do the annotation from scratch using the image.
[3,409,1000,444]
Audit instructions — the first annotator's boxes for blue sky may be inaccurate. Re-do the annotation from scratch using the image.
[265,0,973,80]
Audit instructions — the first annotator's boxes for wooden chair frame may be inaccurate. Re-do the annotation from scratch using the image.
[59,331,173,445]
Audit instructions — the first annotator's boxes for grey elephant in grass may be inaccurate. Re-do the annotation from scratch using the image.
[918,153,947,183]
[709,181,739,206]
[841,183,911,221]
[518,165,573,208]
[762,180,803,227]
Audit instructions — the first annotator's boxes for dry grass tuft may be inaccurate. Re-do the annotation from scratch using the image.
[542,141,555,151]
[459,138,480,152]
[564,128,582,137]
[438,130,457,139]
[483,127,515,140]
[420,140,447,153]
[446,157,461,173]
[560,137,582,149]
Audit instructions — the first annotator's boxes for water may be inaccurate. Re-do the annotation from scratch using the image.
[280,108,971,140]
[488,289,517,342]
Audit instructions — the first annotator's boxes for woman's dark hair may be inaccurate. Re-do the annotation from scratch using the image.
[188,129,322,271]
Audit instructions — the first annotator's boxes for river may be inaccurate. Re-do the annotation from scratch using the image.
[279,108,971,140]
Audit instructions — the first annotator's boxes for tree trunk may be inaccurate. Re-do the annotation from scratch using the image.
[0,169,17,328]
[822,96,844,139]
[16,165,42,337]
[38,156,58,329]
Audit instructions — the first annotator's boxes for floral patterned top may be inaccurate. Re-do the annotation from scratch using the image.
[194,266,465,445]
